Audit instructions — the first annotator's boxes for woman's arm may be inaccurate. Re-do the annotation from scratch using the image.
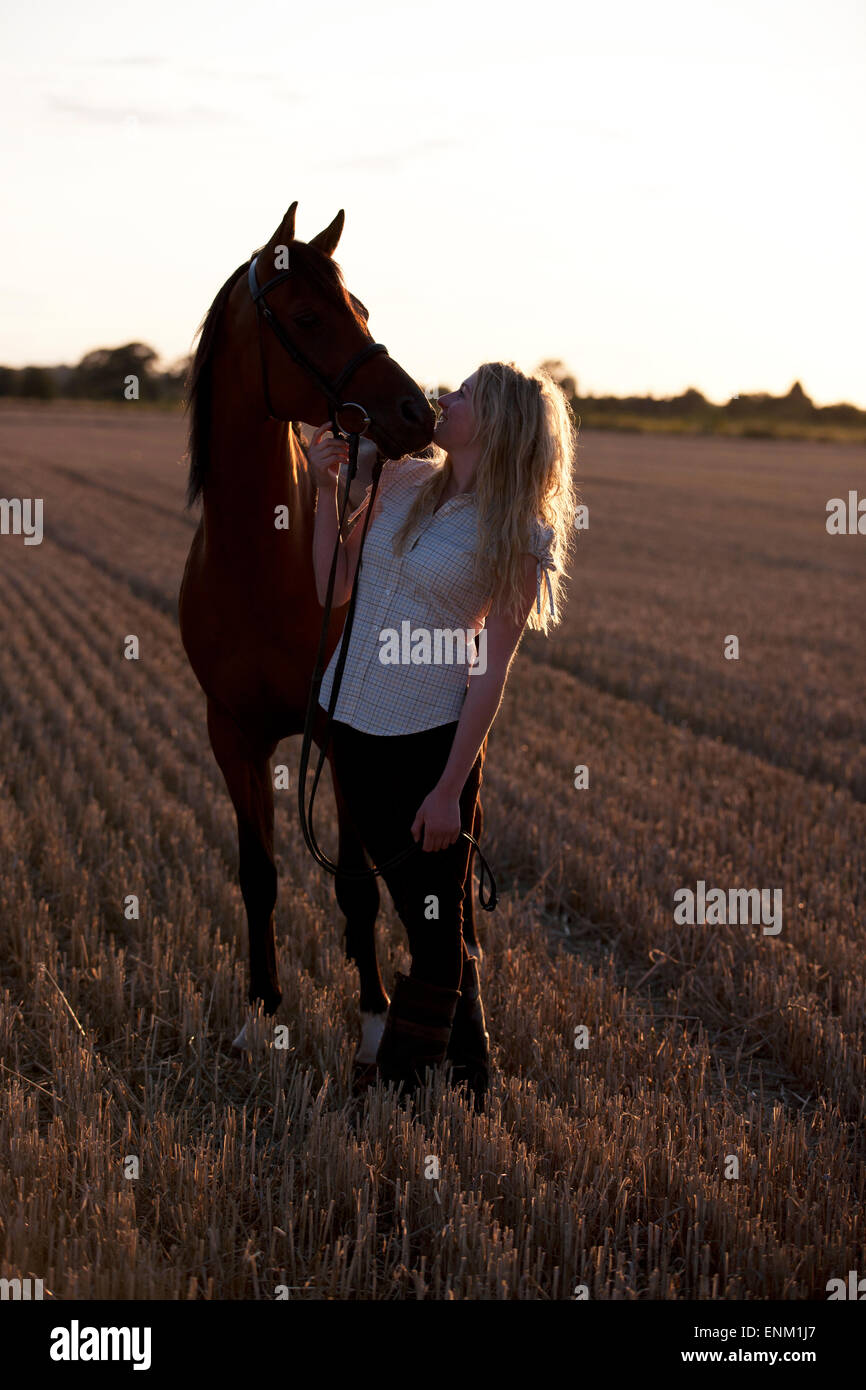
[313,479,372,607]
[310,424,380,607]
[411,554,538,852]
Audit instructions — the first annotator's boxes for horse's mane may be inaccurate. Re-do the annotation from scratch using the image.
[185,259,250,509]
[184,244,366,510]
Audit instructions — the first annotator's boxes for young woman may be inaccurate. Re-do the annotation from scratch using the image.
[309,361,577,1109]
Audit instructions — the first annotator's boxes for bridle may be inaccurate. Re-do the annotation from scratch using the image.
[248,254,388,433]
[247,251,497,911]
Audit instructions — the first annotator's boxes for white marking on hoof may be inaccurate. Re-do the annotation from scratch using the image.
[231,1009,269,1052]
[356,1010,387,1064]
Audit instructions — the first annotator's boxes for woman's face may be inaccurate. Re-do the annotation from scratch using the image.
[433,370,479,451]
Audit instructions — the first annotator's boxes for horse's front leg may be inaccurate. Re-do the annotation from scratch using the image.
[206,699,281,1049]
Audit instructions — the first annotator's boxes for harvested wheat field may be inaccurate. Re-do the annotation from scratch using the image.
[1,403,864,1301]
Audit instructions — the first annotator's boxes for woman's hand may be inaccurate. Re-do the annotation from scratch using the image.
[411,784,461,853]
[308,422,349,491]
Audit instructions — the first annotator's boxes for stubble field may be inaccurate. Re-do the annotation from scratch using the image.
[0,403,864,1299]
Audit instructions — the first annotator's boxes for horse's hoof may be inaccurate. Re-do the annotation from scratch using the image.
[357,1009,387,1062]
[232,1012,269,1052]
[351,1060,379,1096]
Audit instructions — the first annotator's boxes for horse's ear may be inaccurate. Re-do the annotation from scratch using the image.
[273,200,298,243]
[309,209,345,258]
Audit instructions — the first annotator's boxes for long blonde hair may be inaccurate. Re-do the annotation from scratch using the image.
[392,362,579,633]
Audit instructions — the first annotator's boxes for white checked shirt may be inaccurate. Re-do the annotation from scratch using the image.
[318,456,557,735]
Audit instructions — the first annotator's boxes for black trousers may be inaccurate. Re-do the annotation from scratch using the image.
[330,719,482,991]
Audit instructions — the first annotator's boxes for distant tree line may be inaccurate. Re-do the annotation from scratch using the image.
[0,344,190,403]
[1,345,864,429]
[534,361,866,428]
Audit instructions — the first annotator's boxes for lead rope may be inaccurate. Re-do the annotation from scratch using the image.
[297,430,498,911]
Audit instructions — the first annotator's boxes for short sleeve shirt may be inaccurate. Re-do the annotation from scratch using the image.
[318,457,556,735]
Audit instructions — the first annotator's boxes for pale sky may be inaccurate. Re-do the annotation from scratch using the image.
[1,0,864,405]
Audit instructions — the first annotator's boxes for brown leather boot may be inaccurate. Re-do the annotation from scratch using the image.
[376,972,461,1097]
[445,956,490,1111]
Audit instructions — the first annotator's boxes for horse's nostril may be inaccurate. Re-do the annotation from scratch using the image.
[400,396,432,428]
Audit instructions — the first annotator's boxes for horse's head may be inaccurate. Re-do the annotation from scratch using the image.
[240,201,434,459]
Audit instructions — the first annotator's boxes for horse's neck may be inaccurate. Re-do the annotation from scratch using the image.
[288,426,318,549]
[202,413,315,551]
[287,424,317,519]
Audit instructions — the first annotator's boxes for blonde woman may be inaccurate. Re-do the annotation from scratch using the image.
[309,362,578,1109]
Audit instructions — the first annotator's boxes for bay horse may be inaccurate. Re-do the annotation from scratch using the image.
[178,201,486,1084]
